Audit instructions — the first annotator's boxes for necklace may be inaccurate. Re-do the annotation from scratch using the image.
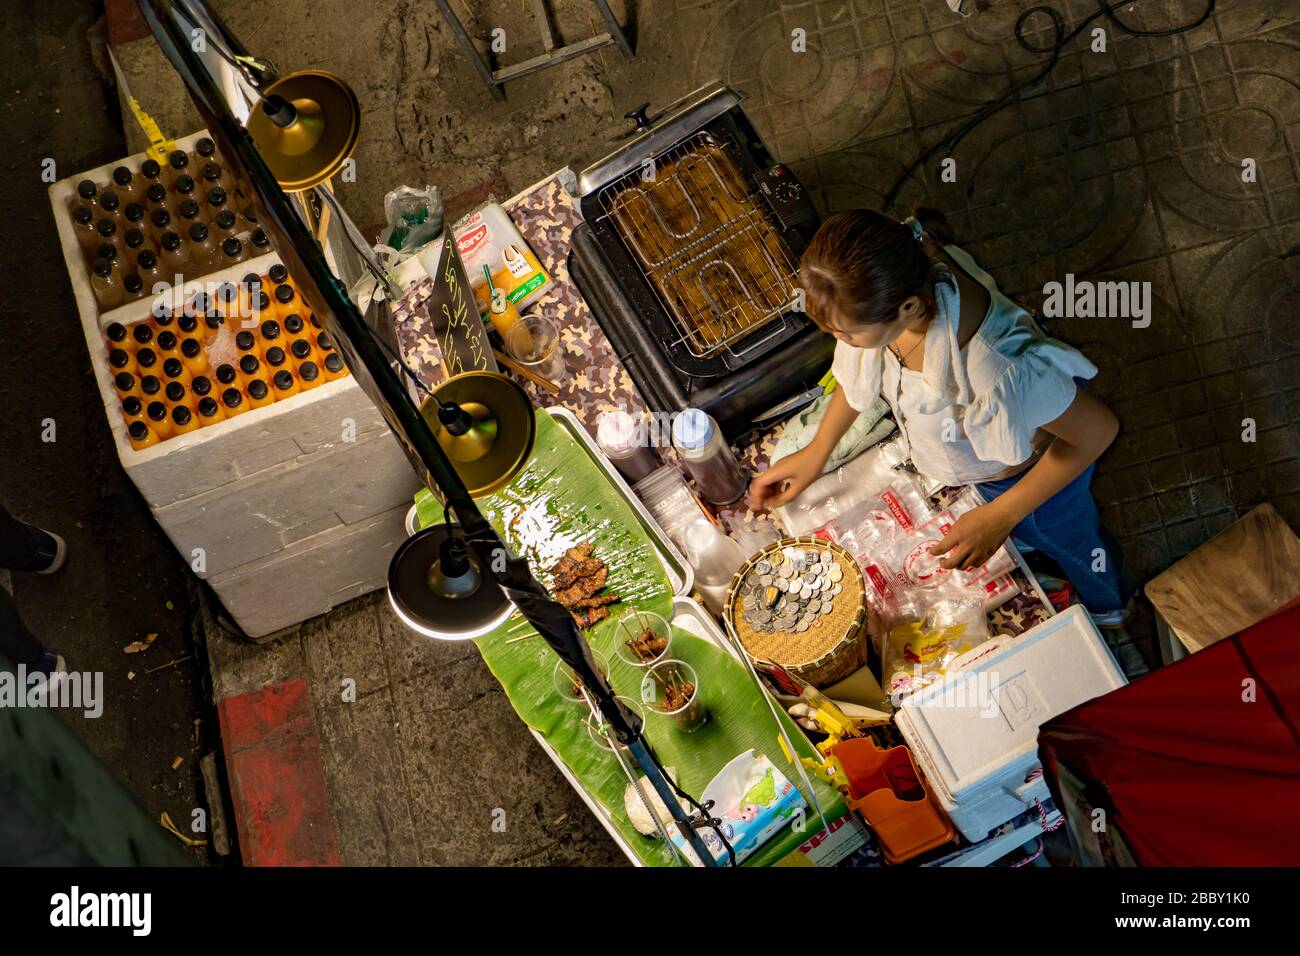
[888,332,925,366]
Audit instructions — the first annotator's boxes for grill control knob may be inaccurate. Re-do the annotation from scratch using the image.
[625,103,652,131]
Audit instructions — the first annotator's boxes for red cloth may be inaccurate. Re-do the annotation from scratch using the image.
[1039,603,1300,865]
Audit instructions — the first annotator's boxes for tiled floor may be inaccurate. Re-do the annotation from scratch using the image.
[108,0,1300,862]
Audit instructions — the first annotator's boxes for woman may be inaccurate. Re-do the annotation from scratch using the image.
[749,208,1135,625]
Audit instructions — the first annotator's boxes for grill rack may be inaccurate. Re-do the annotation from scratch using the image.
[598,132,800,360]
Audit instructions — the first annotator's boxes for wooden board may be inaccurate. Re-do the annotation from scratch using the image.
[1145,504,1300,652]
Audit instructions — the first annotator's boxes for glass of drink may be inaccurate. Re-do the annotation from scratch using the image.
[504,313,564,382]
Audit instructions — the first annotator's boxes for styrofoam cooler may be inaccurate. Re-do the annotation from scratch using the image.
[895,606,1127,842]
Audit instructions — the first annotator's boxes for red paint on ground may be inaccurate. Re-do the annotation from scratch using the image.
[106,0,152,46]
[217,679,341,867]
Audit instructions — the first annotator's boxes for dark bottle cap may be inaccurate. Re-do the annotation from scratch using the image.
[163,357,184,379]
[174,174,195,196]
[106,322,127,342]
[153,310,174,328]
[92,258,112,278]
[165,381,186,403]
[136,347,157,369]
[181,337,202,358]
[221,387,243,409]
[290,339,312,360]
[96,218,117,237]
[150,298,170,322]
[150,208,171,229]
[177,314,198,334]
[242,205,258,224]
[113,165,133,187]
[222,237,243,258]
[168,149,189,171]
[124,227,146,249]
[239,355,260,377]
[141,376,162,397]
[122,395,143,416]
[141,158,161,180]
[299,361,320,382]
[215,210,237,232]
[123,273,143,295]
[137,249,158,270]
[77,179,97,200]
[215,364,238,385]
[188,222,209,243]
[156,330,178,351]
[124,202,146,223]
[109,348,130,369]
[160,231,182,252]
[260,319,281,340]
[207,186,227,206]
[265,346,286,368]
[251,228,269,248]
[99,191,121,213]
[198,396,220,418]
[235,331,256,351]
[316,332,335,351]
[191,375,213,397]
[308,313,320,328]
[242,272,261,289]
[255,290,271,312]
[188,291,211,315]
[132,324,153,345]
[274,284,295,304]
[178,199,200,221]
[172,405,193,426]
[273,369,295,391]
[248,379,269,401]
[324,353,344,373]
[114,371,135,392]
[204,312,223,331]
[202,163,223,183]
[268,263,288,283]
[215,282,238,305]
[146,182,168,205]
[146,400,168,422]
[74,206,93,226]
[97,242,117,262]
[128,420,150,442]
[195,137,216,158]
[283,314,303,334]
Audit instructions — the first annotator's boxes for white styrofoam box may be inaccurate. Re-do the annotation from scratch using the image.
[896,605,1126,842]
[207,503,413,638]
[152,426,419,579]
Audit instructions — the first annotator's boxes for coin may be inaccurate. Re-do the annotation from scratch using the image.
[774,577,788,593]
[780,564,796,579]
[831,583,843,596]
[828,564,843,583]
[756,560,771,575]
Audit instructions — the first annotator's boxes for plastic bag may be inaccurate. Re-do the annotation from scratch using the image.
[381,184,443,254]
[881,598,990,704]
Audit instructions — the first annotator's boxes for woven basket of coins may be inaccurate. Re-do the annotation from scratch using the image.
[723,536,869,688]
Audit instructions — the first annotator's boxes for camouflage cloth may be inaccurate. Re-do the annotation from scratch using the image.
[393,172,1051,637]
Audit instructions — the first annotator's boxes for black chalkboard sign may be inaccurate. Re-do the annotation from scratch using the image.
[419,233,497,379]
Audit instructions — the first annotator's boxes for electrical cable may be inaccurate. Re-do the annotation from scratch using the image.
[882,0,1217,213]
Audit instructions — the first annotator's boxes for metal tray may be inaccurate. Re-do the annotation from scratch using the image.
[404,406,692,597]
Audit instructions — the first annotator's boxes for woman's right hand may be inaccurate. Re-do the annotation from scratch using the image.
[748,444,827,510]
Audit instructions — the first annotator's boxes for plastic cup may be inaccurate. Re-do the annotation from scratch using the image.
[504,313,564,381]
[641,659,707,733]
[613,610,673,669]
[584,695,643,755]
[552,649,609,705]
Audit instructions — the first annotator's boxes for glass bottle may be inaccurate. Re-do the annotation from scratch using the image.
[132,323,154,348]
[272,369,300,399]
[258,319,282,360]
[268,263,289,284]
[272,283,297,323]
[148,207,173,244]
[200,162,224,189]
[114,371,141,404]
[193,136,223,170]
[123,227,152,259]
[298,360,324,392]
[322,351,348,381]
[172,174,198,208]
[670,408,746,505]
[166,148,191,187]
[136,248,164,288]
[162,356,190,388]
[170,404,200,435]
[190,375,213,402]
[264,345,287,372]
[249,228,271,256]
[246,378,274,409]
[205,186,229,222]
[238,353,261,382]
[74,179,98,212]
[218,237,248,270]
[214,363,240,391]
[164,380,190,408]
[145,400,173,438]
[95,217,119,256]
[145,181,171,214]
[155,330,179,358]
[135,347,158,377]
[176,198,206,232]
[112,164,145,206]
[98,190,125,229]
[121,395,145,424]
[72,206,99,256]
[239,204,259,231]
[212,210,238,243]
[107,347,137,377]
[196,396,225,426]
[159,231,191,279]
[187,222,218,274]
[221,386,249,418]
[139,375,163,403]
[105,321,128,346]
[91,258,123,311]
[123,273,145,302]
[139,158,163,189]
[127,420,161,450]
[180,337,209,376]
[123,201,148,233]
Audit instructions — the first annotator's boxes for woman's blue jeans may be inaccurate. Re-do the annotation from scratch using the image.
[975,461,1136,615]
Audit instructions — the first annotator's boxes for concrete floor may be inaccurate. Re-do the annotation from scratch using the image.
[11,0,1300,865]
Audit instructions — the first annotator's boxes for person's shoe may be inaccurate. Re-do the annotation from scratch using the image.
[27,524,66,575]
[33,650,67,677]
[1091,598,1137,630]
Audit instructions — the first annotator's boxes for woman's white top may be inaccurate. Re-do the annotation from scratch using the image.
[830,242,1097,486]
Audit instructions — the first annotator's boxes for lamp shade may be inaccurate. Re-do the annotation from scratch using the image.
[387,525,514,640]
[245,70,360,191]
[421,371,536,498]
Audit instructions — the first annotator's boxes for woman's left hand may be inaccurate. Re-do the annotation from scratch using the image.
[929,502,1017,571]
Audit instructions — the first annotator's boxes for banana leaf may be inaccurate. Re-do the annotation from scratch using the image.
[413,411,846,865]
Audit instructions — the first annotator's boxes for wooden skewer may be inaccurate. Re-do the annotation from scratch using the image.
[493,348,561,395]
[315,178,334,244]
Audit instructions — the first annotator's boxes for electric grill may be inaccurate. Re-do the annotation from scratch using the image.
[569,83,834,439]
